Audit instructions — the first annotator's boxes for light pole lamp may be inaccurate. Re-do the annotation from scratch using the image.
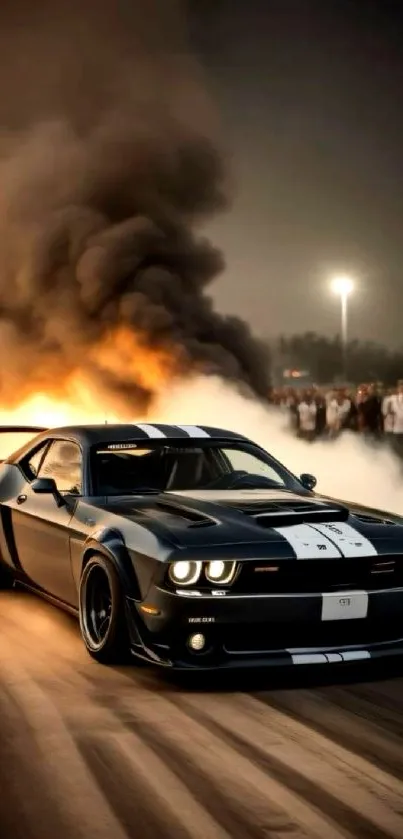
[331,275,354,381]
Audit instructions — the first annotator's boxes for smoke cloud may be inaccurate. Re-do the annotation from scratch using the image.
[0,0,270,411]
[0,374,400,517]
[155,377,403,516]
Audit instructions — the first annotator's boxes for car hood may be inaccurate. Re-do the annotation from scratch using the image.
[93,488,403,558]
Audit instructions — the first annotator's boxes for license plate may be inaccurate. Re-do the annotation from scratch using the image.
[321,590,368,621]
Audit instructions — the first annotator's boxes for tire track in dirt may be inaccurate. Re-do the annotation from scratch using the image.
[1,591,403,839]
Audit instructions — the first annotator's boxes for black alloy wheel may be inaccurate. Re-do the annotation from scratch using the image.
[79,554,129,664]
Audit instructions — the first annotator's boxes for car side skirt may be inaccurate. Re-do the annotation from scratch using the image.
[16,580,80,617]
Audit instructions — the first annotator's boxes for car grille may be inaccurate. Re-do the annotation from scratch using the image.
[234,556,403,594]
[223,619,403,654]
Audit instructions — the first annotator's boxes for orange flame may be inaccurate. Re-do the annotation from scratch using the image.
[0,325,187,429]
[92,325,183,393]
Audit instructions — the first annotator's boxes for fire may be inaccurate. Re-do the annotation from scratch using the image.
[92,325,183,393]
[0,382,113,428]
[0,325,186,429]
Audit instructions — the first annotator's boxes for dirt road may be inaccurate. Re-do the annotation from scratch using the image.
[1,590,403,839]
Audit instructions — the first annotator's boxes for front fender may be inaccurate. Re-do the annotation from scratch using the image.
[79,527,141,599]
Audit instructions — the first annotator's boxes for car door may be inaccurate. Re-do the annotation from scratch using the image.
[8,438,83,605]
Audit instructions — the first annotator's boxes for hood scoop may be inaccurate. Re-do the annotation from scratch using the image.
[239,500,349,529]
[151,501,215,528]
[354,512,396,526]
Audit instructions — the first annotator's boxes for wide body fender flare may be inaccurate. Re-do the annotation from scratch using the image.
[81,528,141,600]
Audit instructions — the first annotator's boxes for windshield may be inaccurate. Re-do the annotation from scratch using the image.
[92,441,301,495]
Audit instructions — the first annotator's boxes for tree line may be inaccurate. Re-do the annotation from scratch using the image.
[275,333,403,384]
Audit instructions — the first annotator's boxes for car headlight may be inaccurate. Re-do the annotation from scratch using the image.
[205,560,237,585]
[169,560,202,586]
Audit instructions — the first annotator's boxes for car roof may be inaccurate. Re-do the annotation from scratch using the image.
[6,423,251,461]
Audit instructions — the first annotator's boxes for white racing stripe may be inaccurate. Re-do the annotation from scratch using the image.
[288,650,371,664]
[273,524,342,558]
[135,423,167,438]
[289,653,328,664]
[309,522,378,557]
[275,520,378,558]
[341,649,371,661]
[175,424,211,437]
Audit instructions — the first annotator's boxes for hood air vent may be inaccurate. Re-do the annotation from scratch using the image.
[354,513,396,526]
[154,501,214,528]
[238,500,349,528]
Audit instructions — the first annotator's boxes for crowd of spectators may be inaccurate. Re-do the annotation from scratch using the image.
[270,381,403,456]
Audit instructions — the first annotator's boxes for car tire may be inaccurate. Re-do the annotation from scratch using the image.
[79,554,129,664]
[0,561,13,589]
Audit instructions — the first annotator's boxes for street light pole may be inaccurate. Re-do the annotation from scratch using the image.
[331,275,354,382]
[340,289,348,380]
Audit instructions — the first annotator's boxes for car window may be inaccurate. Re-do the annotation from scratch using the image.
[38,440,83,495]
[26,443,49,479]
[221,448,286,486]
[19,441,50,482]
[92,442,292,494]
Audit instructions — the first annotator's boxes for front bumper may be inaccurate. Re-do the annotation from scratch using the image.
[126,586,403,670]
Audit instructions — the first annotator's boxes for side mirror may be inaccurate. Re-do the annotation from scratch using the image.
[300,473,317,491]
[31,477,65,507]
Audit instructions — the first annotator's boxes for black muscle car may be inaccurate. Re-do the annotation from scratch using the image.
[0,422,402,671]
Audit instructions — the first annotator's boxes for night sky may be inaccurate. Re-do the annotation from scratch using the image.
[187,0,403,348]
